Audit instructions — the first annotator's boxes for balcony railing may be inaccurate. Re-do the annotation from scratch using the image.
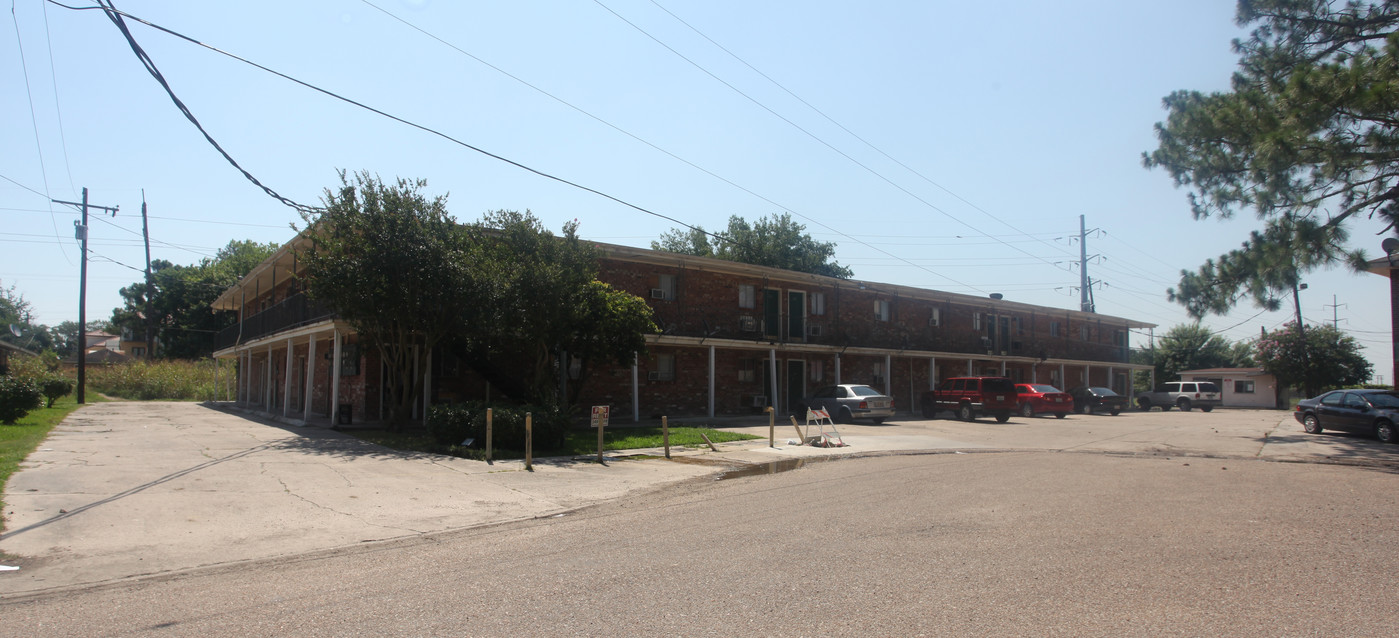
[214,293,335,351]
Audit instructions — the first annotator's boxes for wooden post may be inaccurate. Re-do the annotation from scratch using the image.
[663,416,670,459]
[485,407,493,463]
[597,411,605,464]
[525,412,533,471]
[767,406,775,448]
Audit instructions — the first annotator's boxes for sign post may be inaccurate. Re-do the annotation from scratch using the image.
[591,405,610,464]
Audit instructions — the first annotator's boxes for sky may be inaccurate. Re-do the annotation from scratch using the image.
[3,0,1395,382]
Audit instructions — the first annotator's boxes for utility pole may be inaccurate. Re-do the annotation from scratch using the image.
[141,192,155,360]
[1324,294,1346,329]
[53,188,118,404]
[1079,215,1095,313]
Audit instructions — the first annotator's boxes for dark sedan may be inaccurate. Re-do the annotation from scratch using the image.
[1067,386,1127,416]
[1293,389,1399,443]
[1014,383,1072,418]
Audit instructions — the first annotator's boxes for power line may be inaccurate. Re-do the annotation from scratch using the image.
[353,0,982,291]
[9,1,72,265]
[40,0,78,197]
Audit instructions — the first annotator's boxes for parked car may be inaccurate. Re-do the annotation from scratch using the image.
[1135,381,1222,412]
[799,384,895,424]
[920,376,1018,422]
[1014,383,1072,419]
[1293,389,1399,444]
[1068,386,1128,415]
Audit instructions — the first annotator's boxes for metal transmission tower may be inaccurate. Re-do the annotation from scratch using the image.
[1079,215,1096,313]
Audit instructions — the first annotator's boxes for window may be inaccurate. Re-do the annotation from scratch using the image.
[811,360,824,382]
[738,284,755,308]
[872,362,884,387]
[811,292,825,316]
[738,359,757,383]
[1050,321,1061,337]
[874,300,890,322]
[1014,317,1024,336]
[1234,380,1255,394]
[973,312,982,330]
[651,354,675,381]
[1080,325,1090,341]
[929,307,941,327]
[1113,330,1127,347]
[657,274,676,300]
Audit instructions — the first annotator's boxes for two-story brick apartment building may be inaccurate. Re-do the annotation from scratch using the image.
[211,236,1155,425]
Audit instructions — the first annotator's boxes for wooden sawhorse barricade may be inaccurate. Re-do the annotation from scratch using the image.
[788,408,846,447]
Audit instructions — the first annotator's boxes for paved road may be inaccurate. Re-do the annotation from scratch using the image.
[3,451,1397,636]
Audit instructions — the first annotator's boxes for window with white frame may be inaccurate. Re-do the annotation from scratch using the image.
[738,284,755,309]
[930,307,941,327]
[811,292,825,316]
[651,353,675,381]
[1234,380,1255,394]
[1050,321,1061,337]
[657,274,676,300]
[1080,324,1090,341]
[872,362,885,387]
[811,360,824,382]
[738,358,757,383]
[973,312,982,330]
[875,300,890,322]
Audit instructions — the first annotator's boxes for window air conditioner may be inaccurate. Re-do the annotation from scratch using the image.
[739,316,757,332]
[808,325,822,337]
[647,371,662,381]
[750,395,768,407]
[650,288,666,299]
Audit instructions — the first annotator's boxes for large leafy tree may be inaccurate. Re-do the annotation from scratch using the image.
[1256,322,1372,395]
[1144,0,1399,317]
[1152,323,1239,383]
[653,213,854,279]
[298,171,479,428]
[111,240,279,359]
[455,211,656,406]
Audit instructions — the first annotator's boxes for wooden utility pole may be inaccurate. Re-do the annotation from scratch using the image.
[53,188,118,404]
[141,193,155,359]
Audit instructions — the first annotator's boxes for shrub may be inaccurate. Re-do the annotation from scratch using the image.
[85,359,234,401]
[0,375,44,425]
[41,377,75,408]
[426,402,572,450]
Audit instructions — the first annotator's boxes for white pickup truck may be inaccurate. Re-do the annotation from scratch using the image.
[1135,381,1222,412]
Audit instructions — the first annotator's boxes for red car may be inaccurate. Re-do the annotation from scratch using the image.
[1014,383,1072,419]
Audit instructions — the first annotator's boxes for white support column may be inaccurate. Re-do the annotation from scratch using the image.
[966,359,973,375]
[1084,365,1091,386]
[884,354,892,396]
[707,345,715,418]
[1000,360,1006,376]
[283,338,294,418]
[929,357,937,389]
[423,349,432,426]
[834,353,841,385]
[1059,363,1066,388]
[265,345,273,412]
[769,349,778,410]
[631,353,639,423]
[1108,366,1115,394]
[304,334,317,422]
[331,330,342,426]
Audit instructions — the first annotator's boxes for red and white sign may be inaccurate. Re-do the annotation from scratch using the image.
[591,405,610,428]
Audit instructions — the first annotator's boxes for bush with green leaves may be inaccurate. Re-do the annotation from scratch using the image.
[0,375,44,425]
[426,402,572,451]
[41,377,75,408]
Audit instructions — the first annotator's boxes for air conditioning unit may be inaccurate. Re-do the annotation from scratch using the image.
[928,316,939,327]
[739,316,757,332]
[808,324,823,337]
[650,288,666,299]
[749,395,768,407]
[647,371,661,381]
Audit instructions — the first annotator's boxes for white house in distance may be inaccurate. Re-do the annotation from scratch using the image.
[1176,367,1280,408]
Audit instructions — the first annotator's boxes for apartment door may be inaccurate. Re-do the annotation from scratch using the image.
[763,289,781,339]
[785,359,806,416]
[787,291,806,342]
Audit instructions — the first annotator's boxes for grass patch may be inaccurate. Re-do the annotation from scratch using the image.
[349,425,760,461]
[1,395,92,533]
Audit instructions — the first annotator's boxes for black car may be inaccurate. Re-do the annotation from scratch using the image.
[1293,389,1399,443]
[1067,386,1127,416]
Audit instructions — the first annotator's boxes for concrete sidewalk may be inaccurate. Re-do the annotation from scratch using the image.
[3,402,1392,597]
[0,403,743,595]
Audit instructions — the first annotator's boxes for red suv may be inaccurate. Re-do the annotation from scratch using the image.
[921,377,1018,422]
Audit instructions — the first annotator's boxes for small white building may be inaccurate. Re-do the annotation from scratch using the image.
[1177,367,1281,409]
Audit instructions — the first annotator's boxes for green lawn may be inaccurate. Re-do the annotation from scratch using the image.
[351,425,761,461]
[1,396,91,534]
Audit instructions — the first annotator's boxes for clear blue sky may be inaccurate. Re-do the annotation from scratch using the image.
[3,0,1394,381]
